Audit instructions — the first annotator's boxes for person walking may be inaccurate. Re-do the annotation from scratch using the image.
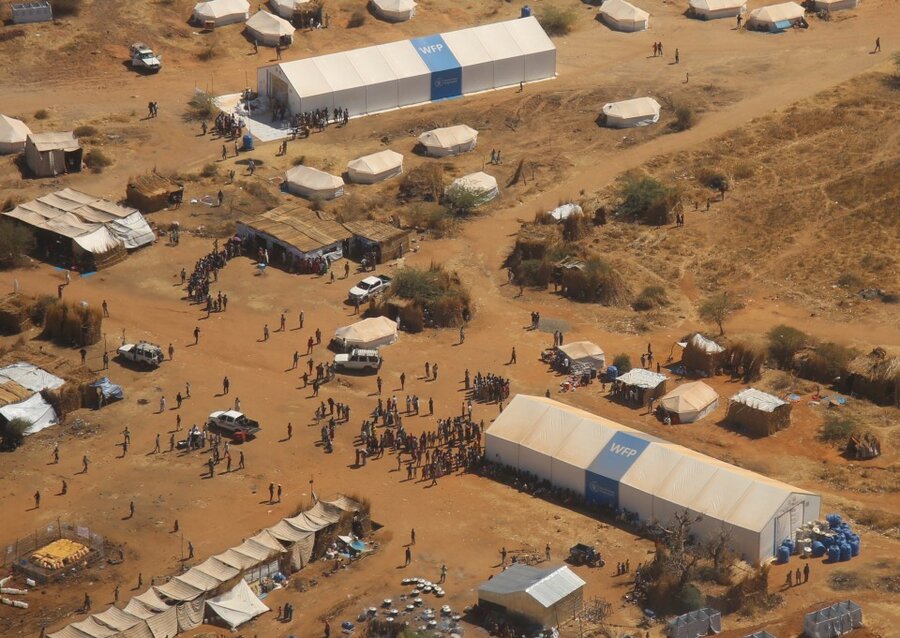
[299,311,304,328]
[874,37,881,53]
[154,434,161,453]
[61,480,67,495]
[675,48,680,64]
[439,564,447,584]
[102,300,109,317]
[269,482,275,503]
[803,563,810,583]
[193,326,200,345]
[500,546,507,565]
[404,546,411,566]
[238,450,245,470]
[410,528,416,545]
[377,376,383,395]
[223,376,230,394]
[400,372,406,390]
[128,500,135,518]
[188,541,195,559]
[545,543,551,561]
[510,347,517,364]
[287,422,293,439]
[82,455,89,473]
[52,444,59,464]
[459,326,465,344]
[277,484,283,502]
[34,490,41,509]
[114,584,120,602]
[185,381,191,398]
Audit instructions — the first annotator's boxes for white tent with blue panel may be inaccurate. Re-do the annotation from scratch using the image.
[485,395,821,564]
[256,15,556,118]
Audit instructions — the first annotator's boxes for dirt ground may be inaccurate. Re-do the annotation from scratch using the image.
[1,1,899,637]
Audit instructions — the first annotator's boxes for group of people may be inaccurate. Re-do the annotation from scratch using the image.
[183,240,238,306]
[275,106,350,138]
[211,111,246,141]
[468,371,510,404]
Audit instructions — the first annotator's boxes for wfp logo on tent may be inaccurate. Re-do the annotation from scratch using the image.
[434,77,458,89]
[609,443,640,458]
[418,43,444,55]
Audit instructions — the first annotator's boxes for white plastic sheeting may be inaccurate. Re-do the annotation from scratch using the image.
[285,165,345,200]
[0,393,58,435]
[0,363,65,392]
[548,203,582,222]
[616,368,667,389]
[690,0,747,19]
[557,341,605,369]
[478,564,584,628]
[599,0,650,31]
[205,579,269,629]
[748,2,805,28]
[602,97,661,128]
[371,0,416,22]
[418,125,478,156]
[730,388,786,413]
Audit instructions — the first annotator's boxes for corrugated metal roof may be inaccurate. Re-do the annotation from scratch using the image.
[730,388,786,413]
[616,368,667,389]
[342,219,408,243]
[239,205,351,253]
[27,131,80,152]
[479,565,584,608]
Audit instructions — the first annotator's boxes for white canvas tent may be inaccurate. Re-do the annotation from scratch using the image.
[557,341,605,369]
[485,395,821,563]
[478,564,585,628]
[205,579,269,629]
[285,165,345,200]
[689,0,747,20]
[0,393,58,435]
[659,381,719,423]
[598,0,650,32]
[245,11,294,46]
[333,316,398,349]
[269,0,309,19]
[347,149,404,184]
[0,114,31,154]
[418,125,478,156]
[747,2,805,30]
[370,0,416,22]
[813,0,859,10]
[446,171,498,204]
[602,97,661,128]
[193,0,250,27]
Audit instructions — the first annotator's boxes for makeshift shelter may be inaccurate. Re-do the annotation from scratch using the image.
[726,388,791,436]
[682,333,725,376]
[192,0,250,27]
[601,97,661,128]
[285,165,345,200]
[269,0,310,19]
[237,205,352,265]
[341,219,411,262]
[689,0,747,20]
[667,608,722,638]
[446,171,498,205]
[418,125,478,157]
[347,149,404,184]
[90,377,124,405]
[245,10,294,47]
[747,2,805,31]
[370,0,416,22]
[615,368,668,406]
[477,564,584,628]
[485,395,821,563]
[0,392,58,435]
[547,203,582,222]
[206,579,269,629]
[0,114,31,154]
[803,601,863,638]
[598,0,650,32]
[257,17,556,117]
[24,132,82,177]
[125,172,185,213]
[844,348,899,407]
[333,316,398,350]
[812,0,858,11]
[0,362,65,392]
[557,341,605,371]
[659,381,718,424]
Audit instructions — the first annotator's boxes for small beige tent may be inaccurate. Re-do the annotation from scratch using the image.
[193,0,250,27]
[333,316,399,350]
[747,2,805,31]
[285,166,345,200]
[557,341,605,370]
[446,172,499,205]
[689,0,747,20]
[602,97,661,128]
[478,565,585,628]
[598,0,649,32]
[347,150,404,184]
[245,11,294,46]
[812,0,859,10]
[24,132,82,177]
[659,381,719,423]
[418,125,478,157]
[269,0,310,19]
[0,115,32,154]
[370,0,416,22]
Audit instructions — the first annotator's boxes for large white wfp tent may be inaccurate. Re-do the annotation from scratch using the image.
[193,0,250,27]
[347,149,404,184]
[257,16,556,118]
[602,97,661,128]
[418,125,478,156]
[0,114,31,154]
[245,10,294,46]
[689,0,747,20]
[371,0,416,22]
[598,0,650,32]
[485,395,821,563]
[285,165,345,199]
[748,2,805,30]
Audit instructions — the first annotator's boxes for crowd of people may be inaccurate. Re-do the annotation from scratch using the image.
[183,239,240,309]
[212,111,245,140]
[468,371,511,404]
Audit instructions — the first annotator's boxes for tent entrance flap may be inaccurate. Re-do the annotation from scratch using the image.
[410,34,462,100]
[585,432,651,507]
[774,499,805,548]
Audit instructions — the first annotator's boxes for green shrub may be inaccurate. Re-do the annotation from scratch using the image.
[389,263,471,328]
[537,6,577,36]
[0,220,36,269]
[561,257,631,305]
[675,584,704,613]
[347,9,366,28]
[444,184,492,215]
[699,292,740,335]
[767,324,809,369]
[200,163,218,178]
[406,203,454,237]
[612,353,632,373]
[400,164,444,202]
[836,272,863,288]
[85,149,112,173]
[516,259,552,287]
[672,103,697,131]
[0,417,30,451]
[52,0,82,17]
[616,173,676,226]
[561,213,590,241]
[34,109,49,120]
[798,341,856,383]
[819,415,856,444]
[187,91,216,120]
[74,125,98,138]
[633,285,668,311]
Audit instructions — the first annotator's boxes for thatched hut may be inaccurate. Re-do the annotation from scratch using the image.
[42,300,103,347]
[126,172,185,213]
[844,347,900,407]
[726,388,792,437]
[722,336,766,382]
[0,293,33,335]
[681,333,725,376]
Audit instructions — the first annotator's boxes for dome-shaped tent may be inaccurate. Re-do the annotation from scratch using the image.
[347,150,404,184]
[446,172,498,205]
[747,2,805,31]
[418,125,478,157]
[285,166,345,200]
[370,0,416,22]
[601,97,660,128]
[245,11,294,46]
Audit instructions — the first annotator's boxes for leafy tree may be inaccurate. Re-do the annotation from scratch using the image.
[0,220,35,268]
[699,292,739,335]
[767,324,809,368]
[444,185,492,216]
[616,173,676,225]
[0,417,31,451]
[612,353,632,373]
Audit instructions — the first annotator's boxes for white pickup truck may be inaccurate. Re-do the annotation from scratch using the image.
[117,342,164,367]
[207,410,261,442]
[348,274,392,303]
[130,43,162,73]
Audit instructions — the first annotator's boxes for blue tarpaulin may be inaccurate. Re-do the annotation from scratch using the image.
[90,377,124,401]
[773,20,792,31]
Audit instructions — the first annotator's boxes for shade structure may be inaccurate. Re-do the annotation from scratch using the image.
[659,381,719,423]
[371,0,416,22]
[269,0,310,19]
[478,565,585,628]
[598,0,649,32]
[0,114,31,154]
[446,172,498,205]
[747,2,805,30]
[418,125,478,156]
[803,601,863,638]
[484,395,821,563]
[257,16,556,118]
[285,165,345,200]
[602,97,660,128]
[193,0,250,26]
[812,0,859,10]
[689,0,747,19]
[333,316,398,349]
[557,341,605,369]
[245,10,294,46]
[347,149,404,184]
[205,579,269,629]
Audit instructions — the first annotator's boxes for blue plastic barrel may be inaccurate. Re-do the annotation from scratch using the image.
[827,513,842,528]
[839,543,851,562]
[521,5,532,17]
[850,540,860,557]
[242,133,254,151]
[782,539,795,554]
[827,545,841,562]
[776,546,790,563]
[811,541,826,558]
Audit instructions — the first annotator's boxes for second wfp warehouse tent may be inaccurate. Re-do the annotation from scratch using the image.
[257,16,556,117]
[485,395,820,563]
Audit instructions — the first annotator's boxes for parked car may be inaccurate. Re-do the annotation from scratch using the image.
[117,342,164,367]
[334,348,382,373]
[568,543,605,567]
[206,410,261,442]
[348,274,392,303]
[129,43,162,73]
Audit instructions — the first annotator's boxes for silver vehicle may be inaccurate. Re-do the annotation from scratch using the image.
[117,341,164,367]
[334,348,382,373]
[348,274,392,303]
[130,43,162,73]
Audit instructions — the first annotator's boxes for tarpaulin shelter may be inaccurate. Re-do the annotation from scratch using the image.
[370,0,416,22]
[0,392,59,434]
[548,203,582,222]
[446,171,498,204]
[747,2,805,31]
[485,395,821,563]
[245,10,294,46]
[602,97,661,128]
[557,341,605,370]
[257,17,556,118]
[689,0,747,20]
[0,114,31,154]
[478,564,584,628]
[347,149,404,184]
[0,362,65,392]
[616,368,668,405]
[205,579,269,629]
[285,165,345,200]
[24,132,82,177]
[334,316,399,350]
[418,125,478,156]
[90,377,124,402]
[726,388,791,436]
[192,0,250,27]
[659,381,719,423]
[598,0,650,32]
[667,608,722,638]
[803,601,863,638]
